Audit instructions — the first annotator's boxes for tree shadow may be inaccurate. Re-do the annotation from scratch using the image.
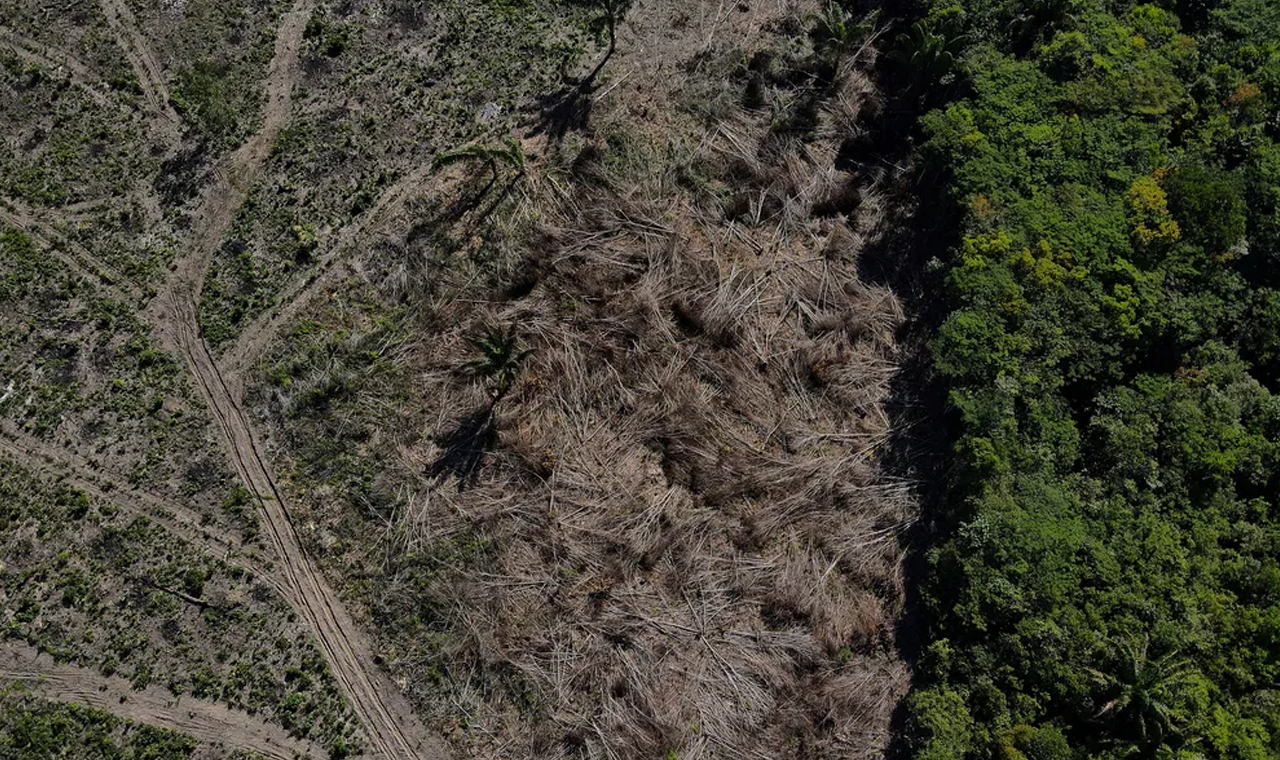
[861,191,957,760]
[427,406,496,489]
[404,172,523,252]
[525,85,595,144]
[840,36,966,760]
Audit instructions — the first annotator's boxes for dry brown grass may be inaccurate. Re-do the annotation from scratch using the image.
[395,73,905,760]
[260,2,914,758]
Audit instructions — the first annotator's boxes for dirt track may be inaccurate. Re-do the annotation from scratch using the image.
[0,641,324,760]
[0,2,452,756]
[175,305,447,760]
[97,0,181,126]
[0,429,274,581]
[146,3,450,758]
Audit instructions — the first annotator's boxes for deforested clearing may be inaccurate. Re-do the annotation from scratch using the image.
[253,2,918,758]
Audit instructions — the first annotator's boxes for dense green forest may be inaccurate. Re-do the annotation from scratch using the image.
[895,0,1280,758]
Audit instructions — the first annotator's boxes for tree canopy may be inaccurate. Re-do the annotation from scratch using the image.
[901,0,1280,757]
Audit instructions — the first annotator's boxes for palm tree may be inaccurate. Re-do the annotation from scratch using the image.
[1011,0,1080,49]
[888,18,966,91]
[1086,637,1200,753]
[464,324,532,403]
[813,3,878,59]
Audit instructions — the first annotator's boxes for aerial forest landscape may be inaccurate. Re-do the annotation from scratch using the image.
[0,0,1278,758]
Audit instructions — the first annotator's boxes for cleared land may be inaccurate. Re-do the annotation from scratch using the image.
[0,641,323,760]
[1,2,915,759]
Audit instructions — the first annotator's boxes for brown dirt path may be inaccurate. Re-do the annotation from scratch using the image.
[154,0,314,314]
[174,302,447,760]
[148,4,451,758]
[0,25,113,108]
[0,641,325,760]
[97,0,182,127]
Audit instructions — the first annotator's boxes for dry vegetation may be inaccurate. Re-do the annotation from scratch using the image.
[197,0,592,347]
[253,2,916,758]
[1,0,919,756]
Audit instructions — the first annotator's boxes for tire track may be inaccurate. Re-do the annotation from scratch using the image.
[174,301,445,760]
[0,430,273,583]
[150,4,450,758]
[0,25,113,108]
[97,0,182,127]
[0,641,325,760]
[0,194,137,298]
[155,0,317,312]
[220,163,437,386]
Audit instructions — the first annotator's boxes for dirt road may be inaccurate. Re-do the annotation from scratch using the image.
[0,642,324,760]
[148,3,450,758]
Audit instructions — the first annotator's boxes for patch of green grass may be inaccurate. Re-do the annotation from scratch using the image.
[0,55,152,207]
[173,59,252,146]
[0,225,235,526]
[127,0,291,147]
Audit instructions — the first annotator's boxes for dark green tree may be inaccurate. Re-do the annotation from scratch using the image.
[1086,638,1202,753]
[1163,165,1248,259]
[465,324,532,403]
[580,0,633,88]
[888,18,966,92]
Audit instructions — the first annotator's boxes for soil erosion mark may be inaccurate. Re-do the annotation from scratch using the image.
[0,641,325,760]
